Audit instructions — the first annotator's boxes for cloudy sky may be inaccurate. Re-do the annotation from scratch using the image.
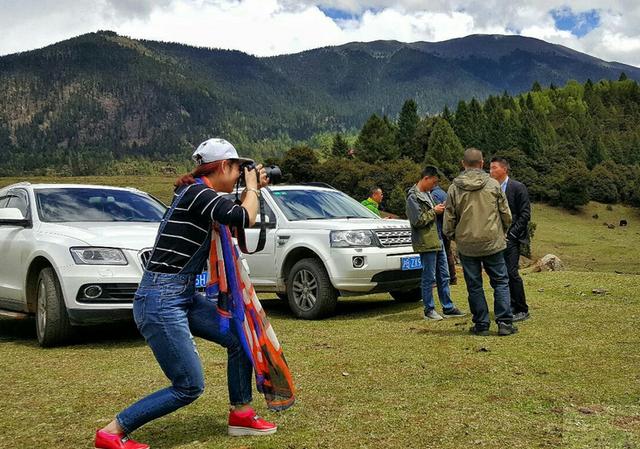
[1,0,639,66]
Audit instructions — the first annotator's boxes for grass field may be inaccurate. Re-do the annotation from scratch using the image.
[0,176,639,449]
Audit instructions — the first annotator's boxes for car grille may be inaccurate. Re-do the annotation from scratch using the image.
[138,248,153,269]
[76,283,138,303]
[374,228,412,247]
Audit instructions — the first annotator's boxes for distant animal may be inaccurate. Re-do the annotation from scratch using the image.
[592,213,599,219]
[620,219,628,227]
[607,224,615,229]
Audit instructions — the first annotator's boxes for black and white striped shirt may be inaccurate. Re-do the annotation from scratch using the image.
[147,184,249,273]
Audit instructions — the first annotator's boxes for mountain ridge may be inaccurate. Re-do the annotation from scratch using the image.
[0,30,638,170]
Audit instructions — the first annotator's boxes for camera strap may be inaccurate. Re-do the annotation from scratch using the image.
[235,198,268,254]
[233,180,267,254]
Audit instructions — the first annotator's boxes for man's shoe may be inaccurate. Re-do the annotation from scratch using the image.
[498,322,519,336]
[95,430,149,449]
[512,311,530,322]
[228,407,277,436]
[442,307,466,318]
[424,309,443,321]
[469,325,489,336]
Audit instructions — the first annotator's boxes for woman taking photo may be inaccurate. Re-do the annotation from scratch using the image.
[95,138,291,449]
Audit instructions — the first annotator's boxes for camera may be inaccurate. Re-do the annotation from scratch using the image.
[239,161,282,185]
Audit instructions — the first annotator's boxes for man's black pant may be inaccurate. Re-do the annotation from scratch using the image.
[504,239,528,313]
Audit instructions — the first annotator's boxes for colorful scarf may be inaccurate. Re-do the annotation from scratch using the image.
[197,177,295,411]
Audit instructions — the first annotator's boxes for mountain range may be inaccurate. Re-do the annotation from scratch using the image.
[0,31,638,164]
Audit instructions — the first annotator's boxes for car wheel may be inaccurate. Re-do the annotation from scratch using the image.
[390,288,422,302]
[35,267,73,347]
[287,258,337,319]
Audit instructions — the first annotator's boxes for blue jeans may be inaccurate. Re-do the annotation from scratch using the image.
[458,251,513,329]
[116,272,253,434]
[420,245,456,313]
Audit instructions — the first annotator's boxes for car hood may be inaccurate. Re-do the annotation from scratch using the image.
[38,222,160,249]
[281,218,411,231]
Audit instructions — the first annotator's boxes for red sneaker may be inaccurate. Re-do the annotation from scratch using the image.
[95,429,150,449]
[228,407,277,436]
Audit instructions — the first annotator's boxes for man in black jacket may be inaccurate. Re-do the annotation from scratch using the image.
[490,157,531,321]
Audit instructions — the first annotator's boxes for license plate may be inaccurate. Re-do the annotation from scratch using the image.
[195,272,208,288]
[401,255,422,271]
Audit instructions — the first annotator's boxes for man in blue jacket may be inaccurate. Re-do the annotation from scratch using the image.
[431,183,458,285]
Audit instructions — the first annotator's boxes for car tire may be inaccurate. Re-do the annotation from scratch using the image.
[390,288,422,303]
[35,267,73,347]
[287,258,337,319]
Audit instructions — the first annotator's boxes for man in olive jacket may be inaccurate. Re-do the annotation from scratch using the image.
[443,149,517,336]
[406,166,465,321]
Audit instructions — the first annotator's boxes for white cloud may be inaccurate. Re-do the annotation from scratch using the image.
[0,0,639,66]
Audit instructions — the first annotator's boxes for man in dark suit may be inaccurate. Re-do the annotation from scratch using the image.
[490,157,531,321]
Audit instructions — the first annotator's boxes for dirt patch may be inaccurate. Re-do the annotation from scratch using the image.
[614,415,640,432]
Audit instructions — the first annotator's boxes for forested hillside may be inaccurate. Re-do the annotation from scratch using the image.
[287,78,640,211]
[1,31,638,176]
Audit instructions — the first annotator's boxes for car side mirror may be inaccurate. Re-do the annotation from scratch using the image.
[0,208,30,227]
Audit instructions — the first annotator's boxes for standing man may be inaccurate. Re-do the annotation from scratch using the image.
[490,157,531,322]
[362,187,383,217]
[430,183,458,285]
[406,166,465,320]
[443,149,517,336]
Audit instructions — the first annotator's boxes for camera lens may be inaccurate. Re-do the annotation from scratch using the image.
[239,162,282,185]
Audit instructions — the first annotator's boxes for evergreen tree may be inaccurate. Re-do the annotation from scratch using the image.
[442,105,453,124]
[532,81,542,92]
[396,99,420,161]
[331,133,349,158]
[425,117,464,178]
[558,160,590,209]
[586,136,608,169]
[281,146,319,183]
[413,117,435,163]
[355,114,399,163]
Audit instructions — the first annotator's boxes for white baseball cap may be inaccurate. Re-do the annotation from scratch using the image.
[192,138,253,165]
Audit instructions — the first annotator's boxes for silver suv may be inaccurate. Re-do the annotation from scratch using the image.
[0,183,164,346]
[226,185,422,319]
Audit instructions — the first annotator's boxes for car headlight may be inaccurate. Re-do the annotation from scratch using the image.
[70,247,128,265]
[330,230,376,248]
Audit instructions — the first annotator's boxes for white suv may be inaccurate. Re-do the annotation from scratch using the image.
[230,185,422,319]
[0,183,164,346]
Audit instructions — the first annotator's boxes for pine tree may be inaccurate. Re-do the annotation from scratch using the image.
[355,114,399,163]
[425,117,464,178]
[331,133,349,158]
[396,99,420,161]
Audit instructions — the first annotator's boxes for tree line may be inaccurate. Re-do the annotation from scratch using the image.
[278,76,640,213]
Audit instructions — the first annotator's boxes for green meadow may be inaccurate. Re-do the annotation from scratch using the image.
[0,176,638,449]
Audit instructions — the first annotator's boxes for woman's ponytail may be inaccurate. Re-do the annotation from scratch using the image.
[175,161,225,188]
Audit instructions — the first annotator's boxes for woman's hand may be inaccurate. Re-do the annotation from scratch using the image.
[244,164,269,190]
[244,165,259,190]
[258,166,269,188]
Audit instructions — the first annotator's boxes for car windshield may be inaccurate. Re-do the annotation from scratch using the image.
[269,189,379,221]
[35,188,166,222]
